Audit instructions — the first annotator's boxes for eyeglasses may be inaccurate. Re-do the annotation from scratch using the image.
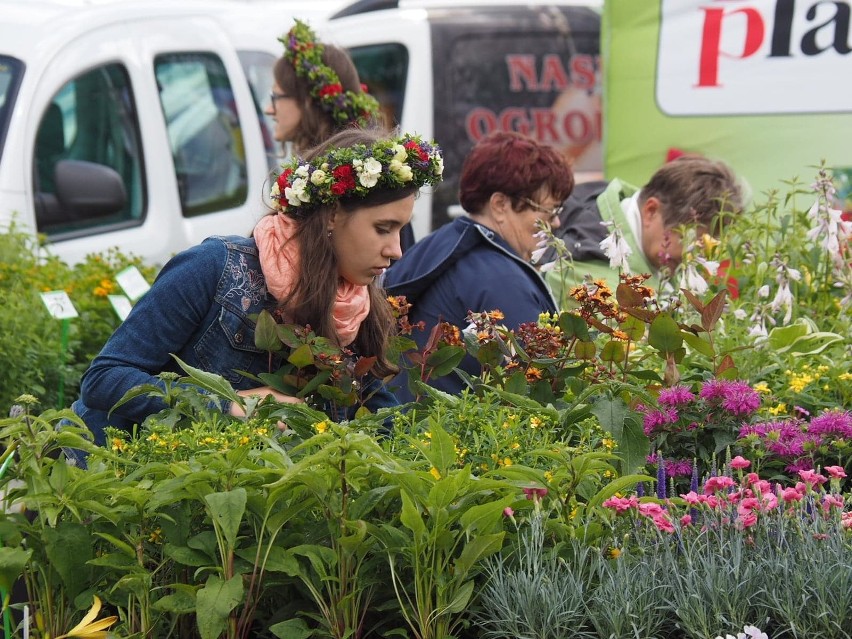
[269,91,290,107]
[520,197,564,222]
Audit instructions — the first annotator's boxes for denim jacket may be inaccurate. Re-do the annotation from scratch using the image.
[73,235,398,445]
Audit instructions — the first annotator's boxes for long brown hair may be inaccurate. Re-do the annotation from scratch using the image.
[268,128,413,378]
[273,46,373,154]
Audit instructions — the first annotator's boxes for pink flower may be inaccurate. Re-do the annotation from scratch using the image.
[822,494,845,510]
[745,472,760,484]
[680,514,693,526]
[503,506,514,517]
[825,465,847,479]
[703,475,736,494]
[522,486,548,500]
[603,496,638,513]
[842,511,852,529]
[680,491,702,505]
[638,502,665,518]
[739,511,758,528]
[780,487,802,503]
[652,515,675,533]
[730,455,751,470]
[798,469,828,487]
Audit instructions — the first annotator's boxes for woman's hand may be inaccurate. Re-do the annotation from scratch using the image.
[229,385,303,430]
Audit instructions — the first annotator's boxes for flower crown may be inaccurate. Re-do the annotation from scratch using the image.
[270,134,444,214]
[281,20,381,127]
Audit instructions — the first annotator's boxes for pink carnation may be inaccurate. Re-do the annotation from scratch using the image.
[825,465,847,479]
[730,455,751,469]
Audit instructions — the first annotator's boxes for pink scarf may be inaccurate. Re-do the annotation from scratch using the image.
[254,213,370,347]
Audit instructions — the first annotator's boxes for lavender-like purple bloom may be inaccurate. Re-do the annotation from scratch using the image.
[719,380,761,416]
[658,384,696,406]
[656,454,667,500]
[808,409,852,438]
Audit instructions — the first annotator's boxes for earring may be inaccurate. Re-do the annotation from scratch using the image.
[327,230,332,238]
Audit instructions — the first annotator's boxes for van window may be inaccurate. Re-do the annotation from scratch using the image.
[0,55,23,165]
[155,53,248,216]
[33,63,145,236]
[236,49,279,170]
[347,43,408,127]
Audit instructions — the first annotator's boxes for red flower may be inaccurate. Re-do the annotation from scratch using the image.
[331,164,356,195]
[404,140,428,162]
[276,168,293,190]
[714,259,740,300]
[319,83,343,98]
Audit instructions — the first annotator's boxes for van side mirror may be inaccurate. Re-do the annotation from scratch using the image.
[55,159,127,219]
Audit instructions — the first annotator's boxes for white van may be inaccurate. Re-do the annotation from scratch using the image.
[0,0,343,266]
[322,0,603,242]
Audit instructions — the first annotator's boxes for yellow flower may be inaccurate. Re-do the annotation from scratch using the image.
[607,547,622,560]
[752,382,771,394]
[839,372,852,382]
[768,403,787,416]
[529,416,542,429]
[429,467,441,480]
[511,441,520,449]
[503,457,513,467]
[544,471,554,483]
[54,596,118,639]
[110,438,125,452]
[601,438,615,451]
[314,421,329,434]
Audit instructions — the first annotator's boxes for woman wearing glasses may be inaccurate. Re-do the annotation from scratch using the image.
[266,20,381,155]
[383,131,574,401]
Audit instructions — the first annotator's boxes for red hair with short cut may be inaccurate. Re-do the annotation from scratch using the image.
[458,131,574,215]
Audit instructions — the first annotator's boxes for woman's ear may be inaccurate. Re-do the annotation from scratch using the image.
[640,196,661,229]
[489,192,511,222]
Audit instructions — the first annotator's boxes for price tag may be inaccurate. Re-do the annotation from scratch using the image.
[108,294,134,321]
[40,291,79,320]
[116,265,151,301]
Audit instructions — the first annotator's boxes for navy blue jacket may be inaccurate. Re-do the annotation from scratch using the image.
[383,217,558,400]
[73,235,397,445]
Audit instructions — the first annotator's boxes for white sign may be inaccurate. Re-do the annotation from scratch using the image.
[657,0,852,115]
[40,291,79,320]
[116,266,151,301]
[108,294,134,321]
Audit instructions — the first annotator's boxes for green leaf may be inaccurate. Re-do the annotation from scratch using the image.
[235,546,299,575]
[288,343,315,368]
[574,341,596,359]
[445,579,476,614]
[399,490,426,540]
[426,345,467,377]
[269,618,313,639]
[425,421,456,474]
[254,309,283,352]
[590,395,627,436]
[164,543,214,567]
[682,331,716,358]
[0,546,31,592]
[44,522,93,602]
[767,318,811,350]
[559,311,591,341]
[172,355,242,404]
[152,588,197,614]
[205,488,247,551]
[647,313,683,355]
[196,575,244,639]
[93,532,136,558]
[454,532,505,577]
[459,496,513,534]
[782,332,843,355]
[600,340,625,362]
[619,315,646,341]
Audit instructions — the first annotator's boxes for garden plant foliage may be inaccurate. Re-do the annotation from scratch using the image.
[0,167,850,638]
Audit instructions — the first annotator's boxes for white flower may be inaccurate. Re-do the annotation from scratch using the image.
[310,169,327,185]
[285,177,310,206]
[599,224,632,271]
[435,155,444,175]
[733,308,747,320]
[358,157,382,188]
[743,625,768,639]
[270,182,280,197]
[389,159,413,182]
[696,257,719,277]
[680,263,709,295]
[771,280,794,324]
[539,260,558,273]
[294,165,309,178]
[392,144,408,162]
[757,285,770,298]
